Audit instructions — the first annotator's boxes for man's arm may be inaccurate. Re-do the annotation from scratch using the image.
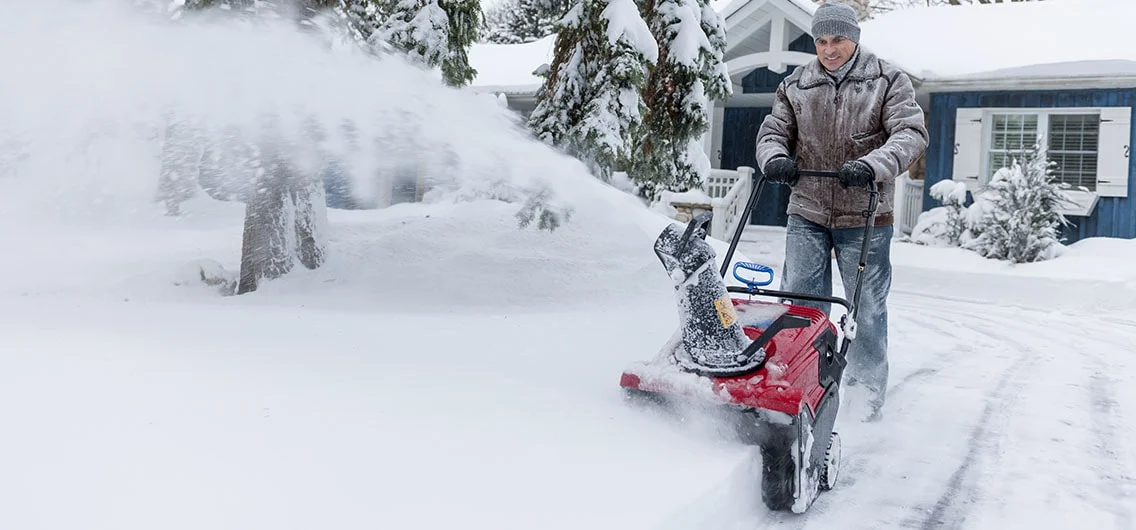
[859,69,929,182]
[755,80,797,171]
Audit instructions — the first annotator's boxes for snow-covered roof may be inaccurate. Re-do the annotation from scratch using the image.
[715,0,816,20]
[469,0,817,93]
[472,0,1136,95]
[467,34,556,94]
[859,0,1136,83]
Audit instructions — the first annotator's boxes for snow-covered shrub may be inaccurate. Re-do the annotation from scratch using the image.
[175,258,239,295]
[909,207,952,247]
[913,177,967,246]
[962,141,1073,264]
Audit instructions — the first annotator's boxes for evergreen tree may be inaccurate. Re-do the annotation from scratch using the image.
[482,0,518,43]
[962,140,1072,264]
[172,0,277,19]
[529,0,657,182]
[630,0,730,200]
[485,0,573,44]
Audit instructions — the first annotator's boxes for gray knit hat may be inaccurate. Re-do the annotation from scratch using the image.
[811,3,860,42]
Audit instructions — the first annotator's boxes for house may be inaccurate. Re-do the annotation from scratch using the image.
[468,0,1136,243]
[859,0,1135,242]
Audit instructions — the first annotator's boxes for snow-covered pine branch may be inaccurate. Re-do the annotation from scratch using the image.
[630,0,730,200]
[528,3,589,149]
[528,0,656,182]
[438,0,482,86]
[369,0,481,86]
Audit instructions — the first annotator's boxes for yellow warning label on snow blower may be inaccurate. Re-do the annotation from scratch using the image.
[714,295,738,328]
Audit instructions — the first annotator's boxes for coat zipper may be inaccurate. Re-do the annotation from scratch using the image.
[831,81,841,228]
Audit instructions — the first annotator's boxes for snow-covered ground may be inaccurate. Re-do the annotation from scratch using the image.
[3,2,1136,529]
[4,191,1136,530]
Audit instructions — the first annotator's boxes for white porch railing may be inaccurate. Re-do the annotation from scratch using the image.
[706,166,755,241]
[694,168,926,239]
[897,172,923,236]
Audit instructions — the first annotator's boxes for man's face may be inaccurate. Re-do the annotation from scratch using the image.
[815,35,857,71]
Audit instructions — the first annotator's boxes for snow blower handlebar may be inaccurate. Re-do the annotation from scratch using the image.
[719,168,880,326]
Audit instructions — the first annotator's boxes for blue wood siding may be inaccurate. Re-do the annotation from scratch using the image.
[741,34,817,94]
[924,88,1136,242]
[721,107,791,226]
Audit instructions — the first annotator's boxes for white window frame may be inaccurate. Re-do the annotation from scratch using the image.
[952,105,1131,216]
[981,107,1096,187]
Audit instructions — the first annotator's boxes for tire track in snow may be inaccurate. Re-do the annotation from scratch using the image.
[1086,365,1136,529]
[1062,319,1136,529]
[1040,317,1136,517]
[910,305,1135,529]
[903,308,1041,530]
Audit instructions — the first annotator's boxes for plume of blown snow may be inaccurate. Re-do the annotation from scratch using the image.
[0,0,628,228]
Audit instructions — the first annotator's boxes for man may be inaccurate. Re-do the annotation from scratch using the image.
[754,2,928,421]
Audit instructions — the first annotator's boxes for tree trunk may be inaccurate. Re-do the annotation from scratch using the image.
[235,128,328,295]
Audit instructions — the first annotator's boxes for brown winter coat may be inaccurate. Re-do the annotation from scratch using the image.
[754,48,928,229]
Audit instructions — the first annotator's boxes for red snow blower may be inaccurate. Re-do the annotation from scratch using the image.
[620,169,879,513]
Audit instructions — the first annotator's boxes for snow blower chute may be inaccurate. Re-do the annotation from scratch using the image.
[620,169,879,513]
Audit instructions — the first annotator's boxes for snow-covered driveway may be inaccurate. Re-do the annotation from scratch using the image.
[3,221,1135,530]
[662,236,1136,530]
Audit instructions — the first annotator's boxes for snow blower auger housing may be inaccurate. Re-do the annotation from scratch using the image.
[620,169,879,514]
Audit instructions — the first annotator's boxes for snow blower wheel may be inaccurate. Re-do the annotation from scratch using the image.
[819,431,841,492]
[618,169,879,514]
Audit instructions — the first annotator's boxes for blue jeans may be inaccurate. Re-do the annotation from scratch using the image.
[780,214,893,403]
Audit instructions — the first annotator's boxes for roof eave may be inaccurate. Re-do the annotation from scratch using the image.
[919,74,1136,93]
[468,84,541,97]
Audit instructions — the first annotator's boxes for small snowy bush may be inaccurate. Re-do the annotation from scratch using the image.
[963,141,1073,264]
[912,139,1073,264]
[912,179,968,246]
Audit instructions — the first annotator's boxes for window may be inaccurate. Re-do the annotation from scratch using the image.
[987,113,1039,181]
[952,106,1130,202]
[986,111,1100,191]
[1047,114,1100,191]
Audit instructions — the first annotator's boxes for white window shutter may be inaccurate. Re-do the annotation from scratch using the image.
[952,108,984,189]
[1097,106,1131,198]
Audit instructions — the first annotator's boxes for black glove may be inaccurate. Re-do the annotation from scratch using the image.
[838,160,874,189]
[763,156,799,186]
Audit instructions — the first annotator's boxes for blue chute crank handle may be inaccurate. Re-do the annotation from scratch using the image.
[732,261,774,288]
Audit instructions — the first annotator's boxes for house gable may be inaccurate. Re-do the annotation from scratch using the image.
[720,0,817,91]
[741,33,816,94]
